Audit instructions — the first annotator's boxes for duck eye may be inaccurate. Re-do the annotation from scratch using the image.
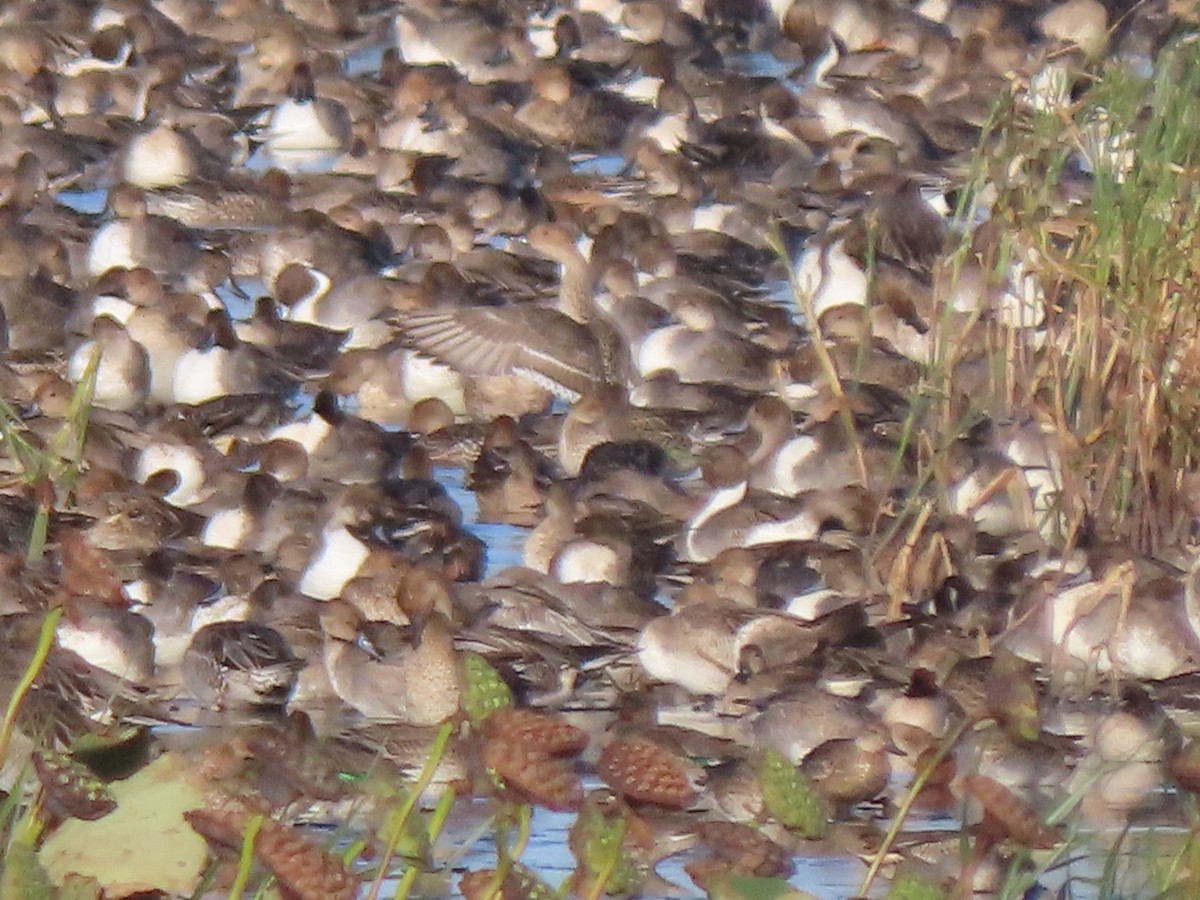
[354,632,383,661]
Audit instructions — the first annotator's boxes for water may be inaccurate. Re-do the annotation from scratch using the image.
[56,188,107,215]
[437,467,529,577]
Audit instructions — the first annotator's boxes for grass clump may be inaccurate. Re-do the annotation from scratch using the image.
[959,37,1200,551]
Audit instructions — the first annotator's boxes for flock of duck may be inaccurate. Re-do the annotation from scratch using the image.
[1,0,1199,893]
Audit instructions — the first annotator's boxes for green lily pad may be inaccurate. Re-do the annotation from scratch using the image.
[707,872,817,900]
[461,652,514,722]
[40,752,210,897]
[755,748,829,839]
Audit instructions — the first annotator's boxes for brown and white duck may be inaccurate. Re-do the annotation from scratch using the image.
[398,223,627,409]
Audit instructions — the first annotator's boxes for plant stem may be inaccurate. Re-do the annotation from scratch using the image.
[858,719,968,896]
[227,813,264,899]
[0,607,62,765]
[581,814,625,900]
[371,721,453,900]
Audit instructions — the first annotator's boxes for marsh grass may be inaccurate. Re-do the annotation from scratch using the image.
[957,38,1200,552]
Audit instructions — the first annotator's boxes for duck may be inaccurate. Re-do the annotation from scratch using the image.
[85,184,202,279]
[1003,557,1200,683]
[634,298,779,392]
[56,595,156,685]
[466,416,549,527]
[398,222,625,408]
[681,444,874,564]
[67,315,150,414]
[180,620,301,710]
[319,601,461,725]
[264,62,353,155]
[120,119,225,190]
[752,683,891,763]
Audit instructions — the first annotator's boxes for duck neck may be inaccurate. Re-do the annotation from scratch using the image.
[557,255,594,324]
[688,480,748,541]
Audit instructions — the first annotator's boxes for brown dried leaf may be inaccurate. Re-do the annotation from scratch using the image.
[963,774,1061,849]
[183,805,252,851]
[482,738,583,811]
[597,738,697,809]
[33,751,116,821]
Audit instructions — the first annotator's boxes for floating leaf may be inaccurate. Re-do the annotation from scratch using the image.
[39,752,209,896]
[33,750,116,821]
[570,794,646,896]
[57,873,103,900]
[755,748,829,838]
[0,840,56,899]
[886,867,948,900]
[705,871,816,899]
[461,652,514,722]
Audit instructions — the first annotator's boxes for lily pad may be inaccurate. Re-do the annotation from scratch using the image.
[707,872,817,900]
[39,752,210,897]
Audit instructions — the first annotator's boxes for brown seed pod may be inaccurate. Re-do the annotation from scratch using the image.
[597,738,697,809]
[186,803,357,900]
[482,738,583,811]
[254,817,358,900]
[32,751,116,821]
[962,774,1061,849]
[696,821,795,878]
[480,708,588,757]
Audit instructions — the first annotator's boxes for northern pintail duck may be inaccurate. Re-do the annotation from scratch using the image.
[120,119,225,190]
[399,222,625,408]
[264,62,353,154]
[86,184,202,279]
